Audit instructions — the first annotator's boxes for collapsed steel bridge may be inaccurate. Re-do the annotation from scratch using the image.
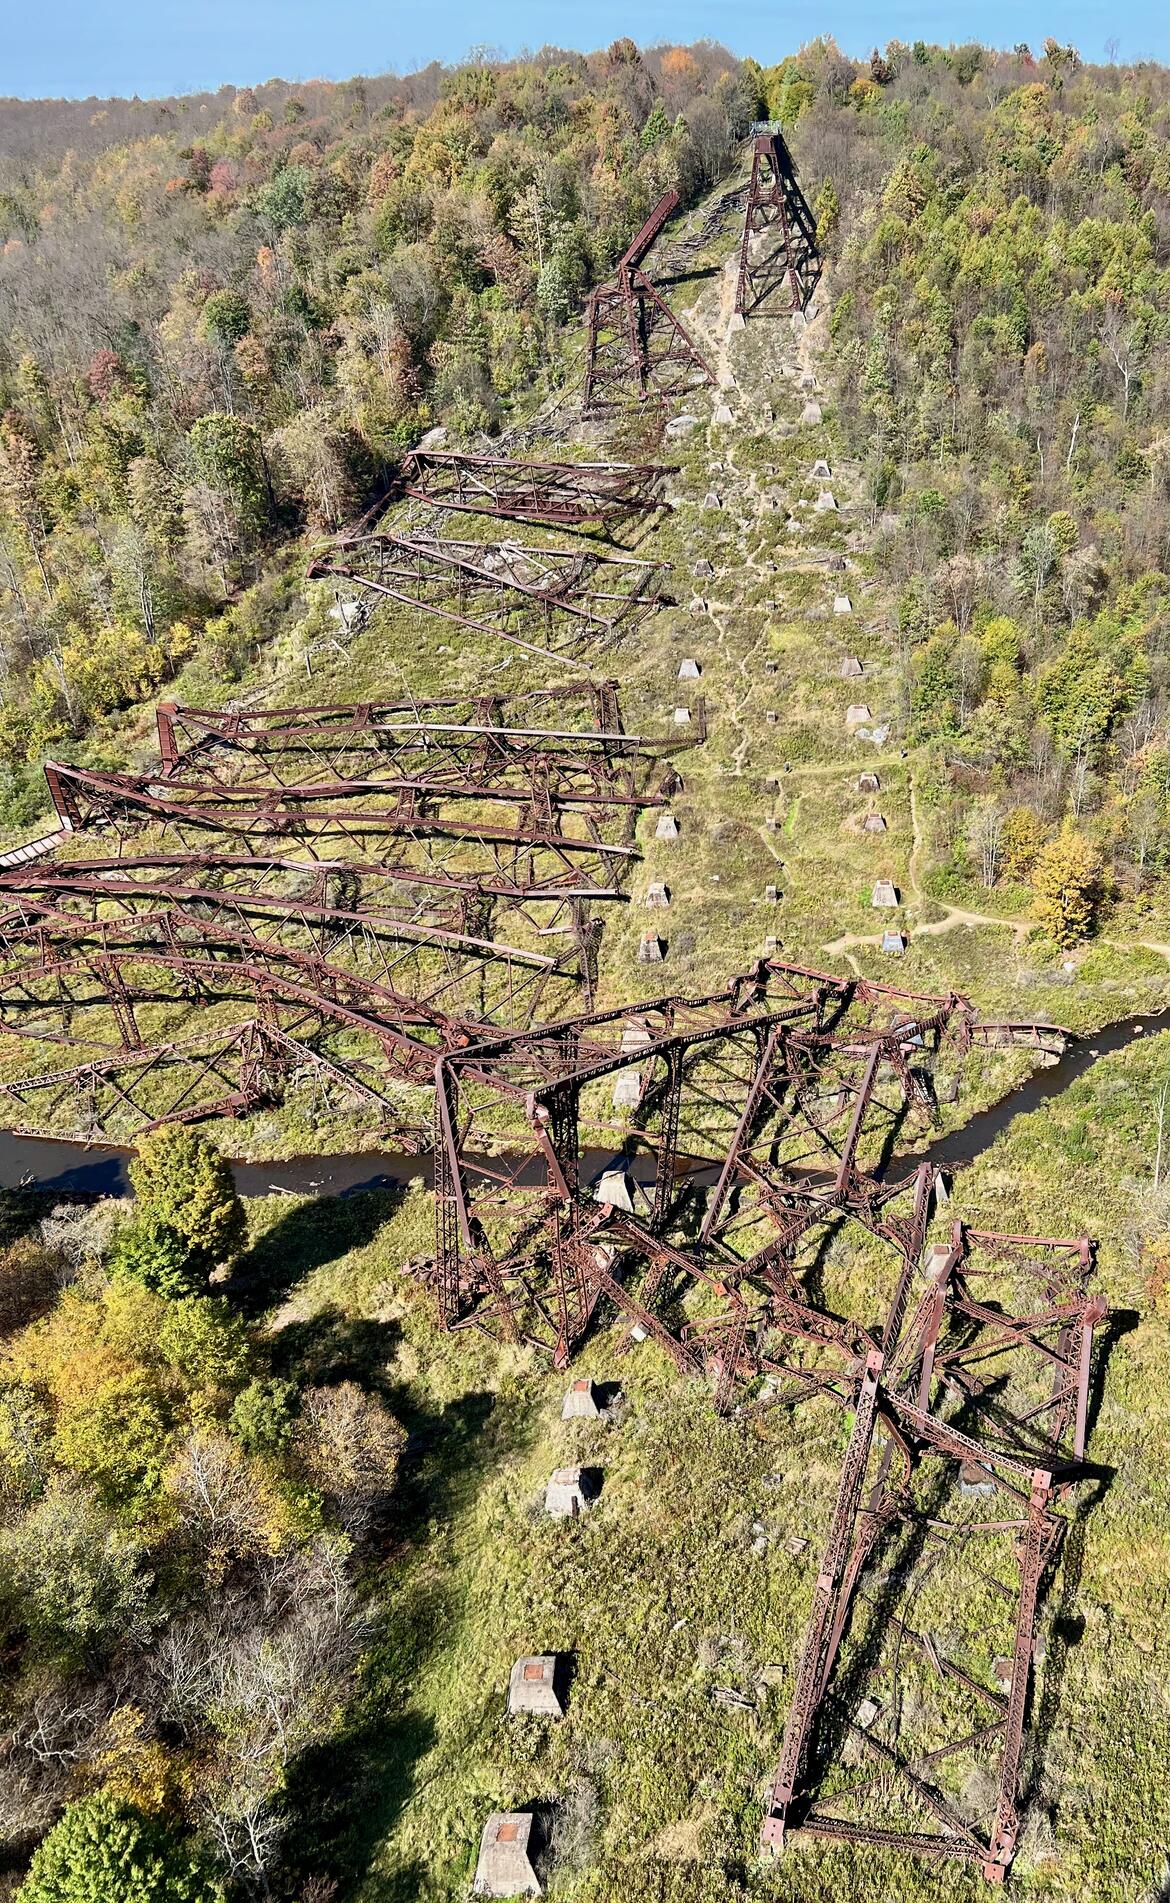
[0,783,1103,1874]
[414,955,1098,1884]
[307,529,671,668]
[582,191,718,417]
[392,451,675,528]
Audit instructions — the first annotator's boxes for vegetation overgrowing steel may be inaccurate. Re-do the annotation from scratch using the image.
[394,450,676,528]
[308,529,673,668]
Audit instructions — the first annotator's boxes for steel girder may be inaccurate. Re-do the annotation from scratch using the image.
[760,1225,1105,1883]
[0,903,461,1139]
[581,190,717,417]
[735,132,820,319]
[153,681,667,776]
[393,451,676,528]
[42,757,647,927]
[0,868,574,1035]
[425,960,1048,1365]
[307,529,672,669]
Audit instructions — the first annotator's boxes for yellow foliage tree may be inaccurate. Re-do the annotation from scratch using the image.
[1031,825,1101,946]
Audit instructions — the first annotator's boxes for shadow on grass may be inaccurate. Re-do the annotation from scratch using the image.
[279,1383,539,1898]
[228,1188,405,1318]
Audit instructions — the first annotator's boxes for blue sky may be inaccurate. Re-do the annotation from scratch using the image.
[4,0,1167,101]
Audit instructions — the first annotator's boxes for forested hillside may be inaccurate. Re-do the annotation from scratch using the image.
[0,36,1167,916]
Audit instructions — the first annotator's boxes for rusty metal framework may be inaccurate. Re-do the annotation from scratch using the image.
[393,451,676,528]
[426,959,1065,1364]
[0,898,458,1138]
[0,712,1105,1876]
[415,954,1098,1883]
[582,191,717,416]
[735,131,820,319]
[0,679,696,1134]
[307,529,671,669]
[761,1224,1104,1883]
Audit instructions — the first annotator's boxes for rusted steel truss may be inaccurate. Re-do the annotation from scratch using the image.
[0,901,459,1140]
[582,191,717,417]
[155,680,636,773]
[393,451,676,528]
[426,959,1053,1365]
[419,948,1099,1884]
[735,131,820,319]
[761,1224,1104,1883]
[4,676,696,1133]
[307,529,671,669]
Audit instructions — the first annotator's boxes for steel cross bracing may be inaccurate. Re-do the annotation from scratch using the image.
[307,529,672,670]
[0,680,694,1135]
[760,1225,1105,1883]
[425,959,1057,1364]
[153,681,658,773]
[0,902,463,1140]
[41,746,663,948]
[735,131,820,319]
[391,451,677,528]
[151,691,684,809]
[581,191,718,417]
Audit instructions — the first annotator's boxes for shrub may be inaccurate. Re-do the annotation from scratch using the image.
[17,1792,223,1903]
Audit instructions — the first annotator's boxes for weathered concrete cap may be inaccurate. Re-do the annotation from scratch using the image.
[619,1017,653,1053]
[561,1378,604,1421]
[594,1167,635,1212]
[637,931,665,962]
[473,1811,542,1896]
[645,881,671,909]
[544,1466,597,1518]
[846,704,872,727]
[881,931,906,954]
[678,657,701,680]
[508,1654,565,1716]
[814,489,837,511]
[840,656,863,677]
[672,706,691,725]
[871,880,899,908]
[800,400,822,424]
[833,595,853,615]
[863,812,887,832]
[655,812,679,841]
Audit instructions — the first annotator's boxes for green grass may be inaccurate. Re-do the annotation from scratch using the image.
[228,1025,1170,1902]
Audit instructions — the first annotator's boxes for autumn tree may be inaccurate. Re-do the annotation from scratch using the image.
[128,1126,245,1276]
[1031,825,1102,946]
[17,1792,224,1903]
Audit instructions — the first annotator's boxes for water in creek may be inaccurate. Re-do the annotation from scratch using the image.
[0,1005,1165,1202]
